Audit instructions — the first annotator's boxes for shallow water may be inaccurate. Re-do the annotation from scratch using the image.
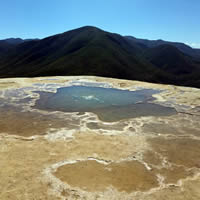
[34,86,176,121]
[54,159,158,193]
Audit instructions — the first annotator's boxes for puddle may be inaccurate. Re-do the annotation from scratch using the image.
[34,86,176,122]
[0,105,79,137]
[54,159,158,193]
[86,122,126,131]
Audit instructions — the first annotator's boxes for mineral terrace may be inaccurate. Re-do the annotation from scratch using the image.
[0,76,200,200]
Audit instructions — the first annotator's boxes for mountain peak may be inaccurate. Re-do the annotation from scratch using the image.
[79,25,100,30]
[1,38,24,45]
[68,26,103,33]
[0,26,200,88]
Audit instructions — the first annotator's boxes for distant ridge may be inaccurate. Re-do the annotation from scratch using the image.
[0,26,200,88]
[0,38,39,58]
[125,36,200,58]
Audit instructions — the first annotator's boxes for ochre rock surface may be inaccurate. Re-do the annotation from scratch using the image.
[0,76,200,200]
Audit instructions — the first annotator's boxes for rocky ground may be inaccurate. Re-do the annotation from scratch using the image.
[0,76,200,200]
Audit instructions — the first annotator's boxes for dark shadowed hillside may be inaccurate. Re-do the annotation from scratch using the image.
[125,36,200,59]
[0,26,200,88]
[0,38,38,58]
[143,44,198,75]
[0,39,23,58]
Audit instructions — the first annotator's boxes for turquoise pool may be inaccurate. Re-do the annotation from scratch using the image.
[34,85,176,122]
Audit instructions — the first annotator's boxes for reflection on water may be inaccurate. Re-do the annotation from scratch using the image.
[34,86,176,122]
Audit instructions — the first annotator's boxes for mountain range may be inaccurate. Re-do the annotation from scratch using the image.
[0,26,200,88]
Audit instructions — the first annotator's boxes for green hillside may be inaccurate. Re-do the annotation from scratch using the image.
[0,26,200,88]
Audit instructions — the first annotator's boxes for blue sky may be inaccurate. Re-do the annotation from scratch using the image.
[0,0,200,48]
